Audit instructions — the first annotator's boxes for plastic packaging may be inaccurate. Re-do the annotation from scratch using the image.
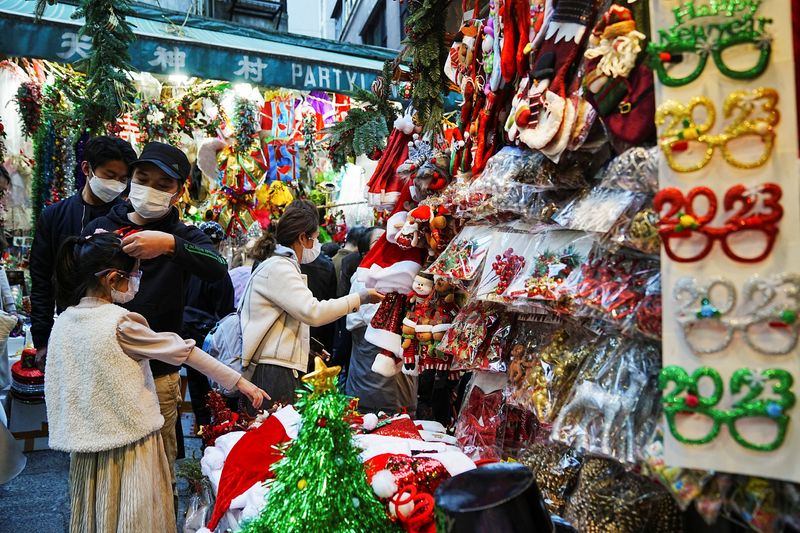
[598,146,660,194]
[563,456,683,533]
[453,372,508,462]
[554,187,640,234]
[518,442,584,516]
[475,230,530,302]
[424,225,494,285]
[550,336,661,463]
[504,321,595,424]
[502,230,594,304]
[439,301,509,372]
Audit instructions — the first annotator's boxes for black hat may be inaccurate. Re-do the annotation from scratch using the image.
[434,463,576,533]
[132,142,190,182]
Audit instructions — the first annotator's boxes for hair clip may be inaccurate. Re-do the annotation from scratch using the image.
[673,274,800,355]
[654,183,783,263]
[660,366,795,452]
[647,0,773,86]
[656,88,779,172]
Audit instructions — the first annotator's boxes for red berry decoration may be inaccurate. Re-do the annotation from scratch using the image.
[317,417,328,428]
[685,394,699,408]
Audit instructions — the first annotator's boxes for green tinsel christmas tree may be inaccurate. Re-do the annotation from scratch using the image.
[240,358,395,533]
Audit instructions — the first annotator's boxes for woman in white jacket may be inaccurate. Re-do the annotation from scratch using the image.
[240,203,383,411]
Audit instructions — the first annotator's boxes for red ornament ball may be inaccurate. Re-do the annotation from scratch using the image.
[317,417,328,428]
[685,394,699,408]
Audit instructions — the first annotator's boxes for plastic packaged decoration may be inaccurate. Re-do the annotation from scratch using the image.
[728,477,783,533]
[505,321,594,424]
[475,230,529,302]
[563,456,683,533]
[502,230,594,305]
[518,442,584,516]
[550,337,661,463]
[424,225,494,285]
[439,301,509,372]
[642,433,713,511]
[695,474,732,526]
[453,372,508,462]
[554,187,641,234]
[598,146,660,194]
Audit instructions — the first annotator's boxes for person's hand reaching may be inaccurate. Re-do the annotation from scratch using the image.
[360,288,385,305]
[236,377,271,409]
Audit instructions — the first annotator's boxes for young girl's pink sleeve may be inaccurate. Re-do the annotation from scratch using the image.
[117,312,241,391]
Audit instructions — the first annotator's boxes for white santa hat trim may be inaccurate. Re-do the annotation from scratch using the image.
[358,260,422,293]
[371,469,399,499]
[273,404,301,440]
[415,324,433,333]
[371,352,402,377]
[365,327,403,356]
[368,191,402,211]
[402,317,417,329]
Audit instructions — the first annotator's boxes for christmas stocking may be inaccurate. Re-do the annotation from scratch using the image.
[366,128,412,211]
[206,407,299,530]
[518,0,600,150]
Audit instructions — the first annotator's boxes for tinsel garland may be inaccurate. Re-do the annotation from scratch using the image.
[322,87,398,170]
[403,0,449,133]
[72,0,137,127]
[239,378,395,533]
[30,120,57,227]
[233,96,260,154]
[15,82,43,139]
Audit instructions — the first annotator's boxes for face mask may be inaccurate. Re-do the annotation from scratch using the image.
[88,171,127,203]
[301,239,322,264]
[129,182,175,219]
[110,271,141,304]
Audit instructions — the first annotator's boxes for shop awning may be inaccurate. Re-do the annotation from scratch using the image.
[0,0,395,93]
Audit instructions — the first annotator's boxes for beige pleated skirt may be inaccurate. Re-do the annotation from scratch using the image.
[68,431,175,533]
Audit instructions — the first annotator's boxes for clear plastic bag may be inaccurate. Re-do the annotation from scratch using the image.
[563,456,683,533]
[501,230,594,304]
[614,205,661,256]
[474,230,530,302]
[424,225,494,285]
[453,371,508,462]
[504,320,594,424]
[439,301,508,372]
[641,433,713,511]
[598,146,660,194]
[550,336,661,463]
[554,187,640,233]
[182,483,214,533]
[518,442,584,516]
[728,477,783,533]
[695,474,732,526]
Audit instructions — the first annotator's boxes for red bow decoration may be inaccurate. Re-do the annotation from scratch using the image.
[391,485,436,533]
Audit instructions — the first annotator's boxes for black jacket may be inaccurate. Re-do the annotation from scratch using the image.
[83,203,228,377]
[182,273,235,344]
[30,193,123,348]
[300,254,338,359]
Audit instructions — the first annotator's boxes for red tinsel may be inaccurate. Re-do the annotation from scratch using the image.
[198,390,248,447]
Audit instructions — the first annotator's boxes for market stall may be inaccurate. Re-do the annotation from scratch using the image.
[2,0,800,531]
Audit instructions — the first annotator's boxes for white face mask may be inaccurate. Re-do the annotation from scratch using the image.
[128,182,175,219]
[88,171,127,203]
[109,271,141,304]
[301,239,322,264]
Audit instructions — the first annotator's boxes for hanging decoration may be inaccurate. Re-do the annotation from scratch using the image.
[0,118,6,162]
[15,81,43,139]
[71,0,137,128]
[233,96,260,154]
[322,87,398,170]
[133,99,178,143]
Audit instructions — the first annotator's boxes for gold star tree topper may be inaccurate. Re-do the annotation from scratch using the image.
[302,356,341,393]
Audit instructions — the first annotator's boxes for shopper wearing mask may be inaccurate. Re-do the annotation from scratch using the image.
[82,141,228,496]
[239,205,384,413]
[30,136,137,371]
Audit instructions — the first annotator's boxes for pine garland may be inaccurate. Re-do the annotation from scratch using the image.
[15,82,43,139]
[322,87,398,170]
[402,0,449,133]
[72,0,137,127]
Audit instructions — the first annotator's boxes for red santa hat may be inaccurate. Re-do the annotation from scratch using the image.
[367,128,413,211]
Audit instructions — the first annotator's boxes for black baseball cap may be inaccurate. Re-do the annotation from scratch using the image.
[131,142,190,182]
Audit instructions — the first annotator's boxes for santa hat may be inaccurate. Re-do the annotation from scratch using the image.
[367,128,413,211]
[593,5,636,41]
[359,180,427,294]
[206,406,300,530]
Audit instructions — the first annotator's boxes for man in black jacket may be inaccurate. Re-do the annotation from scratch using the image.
[181,221,235,427]
[31,136,137,369]
[83,142,228,492]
